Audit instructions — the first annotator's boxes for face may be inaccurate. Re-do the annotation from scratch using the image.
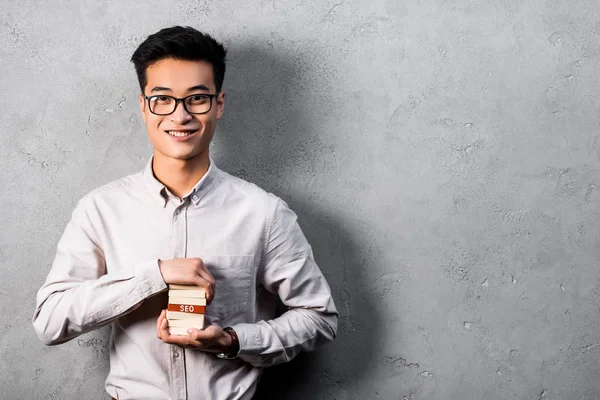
[139,58,225,163]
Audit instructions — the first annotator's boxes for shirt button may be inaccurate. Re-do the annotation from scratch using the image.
[173,350,179,358]
[174,209,180,216]
[192,195,198,202]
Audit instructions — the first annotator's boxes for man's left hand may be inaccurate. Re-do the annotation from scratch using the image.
[156,310,232,352]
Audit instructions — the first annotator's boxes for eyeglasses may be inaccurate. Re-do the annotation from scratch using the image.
[144,93,219,115]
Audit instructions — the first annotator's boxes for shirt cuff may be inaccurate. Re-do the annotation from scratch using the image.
[229,322,264,359]
[133,260,167,297]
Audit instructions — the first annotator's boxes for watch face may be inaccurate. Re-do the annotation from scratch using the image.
[215,353,237,360]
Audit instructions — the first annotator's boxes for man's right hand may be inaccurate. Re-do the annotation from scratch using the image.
[158,258,215,304]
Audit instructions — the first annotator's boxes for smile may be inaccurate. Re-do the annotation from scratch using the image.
[166,130,197,138]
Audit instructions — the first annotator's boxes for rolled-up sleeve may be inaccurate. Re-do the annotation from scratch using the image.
[232,198,338,367]
[32,198,167,346]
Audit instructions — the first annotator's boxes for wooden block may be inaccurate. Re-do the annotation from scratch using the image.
[168,318,204,329]
[167,304,206,314]
[167,296,206,306]
[167,314,204,324]
[168,289,206,298]
[168,326,194,336]
[168,284,205,291]
[167,310,206,320]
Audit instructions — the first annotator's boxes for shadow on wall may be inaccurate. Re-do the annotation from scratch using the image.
[214,43,384,398]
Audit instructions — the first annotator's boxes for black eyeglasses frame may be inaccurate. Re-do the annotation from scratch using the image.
[143,93,220,116]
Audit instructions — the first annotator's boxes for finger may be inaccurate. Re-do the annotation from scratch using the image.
[158,314,170,340]
[162,331,201,348]
[195,260,216,302]
[196,267,216,286]
[187,327,205,341]
[156,310,166,339]
[189,325,218,342]
[193,277,215,304]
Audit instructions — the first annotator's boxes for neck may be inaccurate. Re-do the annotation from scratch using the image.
[152,150,210,199]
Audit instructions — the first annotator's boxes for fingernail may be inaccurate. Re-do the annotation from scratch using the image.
[187,328,193,334]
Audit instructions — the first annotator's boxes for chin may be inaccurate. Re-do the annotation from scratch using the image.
[161,149,207,161]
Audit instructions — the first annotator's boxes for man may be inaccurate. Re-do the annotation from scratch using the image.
[32,26,338,400]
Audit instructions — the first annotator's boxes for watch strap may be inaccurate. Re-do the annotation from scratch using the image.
[216,327,239,359]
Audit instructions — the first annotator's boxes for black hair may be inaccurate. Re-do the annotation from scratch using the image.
[131,26,227,94]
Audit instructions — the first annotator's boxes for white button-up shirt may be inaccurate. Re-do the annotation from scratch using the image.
[32,157,338,400]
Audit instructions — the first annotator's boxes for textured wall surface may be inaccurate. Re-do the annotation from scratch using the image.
[2,1,600,399]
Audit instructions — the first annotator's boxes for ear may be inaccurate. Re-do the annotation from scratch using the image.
[216,92,226,120]
[139,94,147,123]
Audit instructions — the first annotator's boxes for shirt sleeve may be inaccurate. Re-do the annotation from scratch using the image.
[231,198,338,367]
[32,197,167,346]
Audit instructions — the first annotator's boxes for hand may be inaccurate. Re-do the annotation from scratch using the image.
[158,258,215,303]
[156,310,232,353]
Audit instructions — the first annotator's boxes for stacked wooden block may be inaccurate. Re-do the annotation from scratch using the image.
[167,284,206,335]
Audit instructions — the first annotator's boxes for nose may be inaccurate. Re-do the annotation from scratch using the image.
[169,99,193,124]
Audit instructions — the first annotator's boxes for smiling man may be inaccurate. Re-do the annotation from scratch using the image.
[32,26,338,400]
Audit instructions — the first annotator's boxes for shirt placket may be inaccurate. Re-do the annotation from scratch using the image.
[170,197,190,400]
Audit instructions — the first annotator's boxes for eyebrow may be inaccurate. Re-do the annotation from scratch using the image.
[150,86,171,93]
[150,85,211,93]
[186,85,210,92]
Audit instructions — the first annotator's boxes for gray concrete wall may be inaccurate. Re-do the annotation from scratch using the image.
[1,0,599,399]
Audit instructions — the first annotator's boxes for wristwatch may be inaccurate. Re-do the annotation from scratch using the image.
[215,327,240,360]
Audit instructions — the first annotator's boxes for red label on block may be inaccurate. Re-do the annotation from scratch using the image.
[167,304,206,314]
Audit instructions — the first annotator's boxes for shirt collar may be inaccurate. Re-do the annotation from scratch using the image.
[142,155,219,207]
